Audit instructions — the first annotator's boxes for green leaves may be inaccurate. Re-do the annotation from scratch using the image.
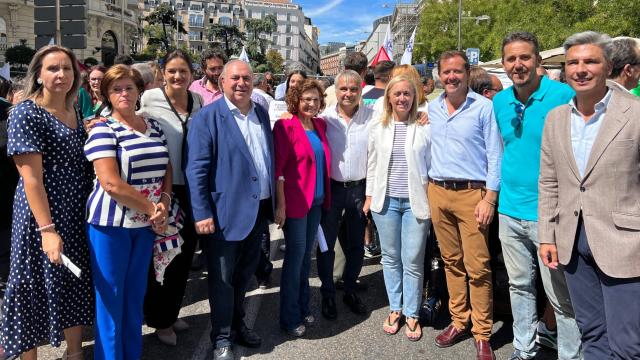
[414,0,640,63]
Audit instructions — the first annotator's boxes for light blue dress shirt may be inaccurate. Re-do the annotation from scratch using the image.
[570,89,613,178]
[428,90,503,191]
[224,96,272,200]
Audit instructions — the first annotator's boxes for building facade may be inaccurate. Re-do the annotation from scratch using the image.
[244,0,319,74]
[360,15,391,65]
[319,45,354,77]
[0,0,140,65]
[390,2,418,64]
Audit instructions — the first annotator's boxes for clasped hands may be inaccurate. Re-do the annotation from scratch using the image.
[149,201,169,234]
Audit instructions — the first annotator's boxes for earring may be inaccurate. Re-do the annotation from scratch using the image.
[37,78,43,85]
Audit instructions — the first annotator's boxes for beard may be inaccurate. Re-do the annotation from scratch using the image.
[207,74,219,86]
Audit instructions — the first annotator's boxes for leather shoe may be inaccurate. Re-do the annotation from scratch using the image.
[322,297,337,320]
[335,279,368,291]
[343,293,367,315]
[435,324,469,348]
[213,346,234,360]
[475,339,496,360]
[235,325,262,348]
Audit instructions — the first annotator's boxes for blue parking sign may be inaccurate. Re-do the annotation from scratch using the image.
[466,48,480,65]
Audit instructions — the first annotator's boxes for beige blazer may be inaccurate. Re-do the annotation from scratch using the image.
[366,118,431,219]
[538,85,640,278]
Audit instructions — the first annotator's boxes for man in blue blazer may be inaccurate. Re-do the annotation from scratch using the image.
[186,60,275,360]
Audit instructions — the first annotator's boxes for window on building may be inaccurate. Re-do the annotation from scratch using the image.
[189,14,204,27]
[272,35,278,45]
[189,31,199,41]
[248,9,252,18]
[175,2,182,9]
[285,24,291,33]
[286,37,291,46]
[286,49,291,59]
[219,17,232,26]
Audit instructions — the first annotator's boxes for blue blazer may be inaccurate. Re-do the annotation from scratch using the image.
[185,98,275,241]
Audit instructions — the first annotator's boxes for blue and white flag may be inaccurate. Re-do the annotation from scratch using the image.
[383,23,393,59]
[239,46,250,63]
[400,27,417,65]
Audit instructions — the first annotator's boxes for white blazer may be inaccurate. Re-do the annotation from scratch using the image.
[366,118,431,219]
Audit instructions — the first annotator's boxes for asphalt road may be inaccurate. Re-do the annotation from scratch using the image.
[35,225,559,360]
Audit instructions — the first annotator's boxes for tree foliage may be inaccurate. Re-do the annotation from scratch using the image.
[208,24,246,58]
[245,14,278,56]
[415,0,640,63]
[266,49,284,73]
[5,40,36,69]
[144,4,187,52]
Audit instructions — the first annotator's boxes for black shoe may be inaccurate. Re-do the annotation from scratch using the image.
[235,325,262,348]
[335,279,368,292]
[343,292,367,315]
[191,252,204,271]
[257,275,271,290]
[282,324,306,337]
[322,297,337,320]
[213,346,234,360]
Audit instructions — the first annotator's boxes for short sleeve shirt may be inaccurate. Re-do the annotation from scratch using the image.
[84,117,169,228]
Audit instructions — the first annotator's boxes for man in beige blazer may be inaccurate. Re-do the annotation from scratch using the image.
[539,31,640,359]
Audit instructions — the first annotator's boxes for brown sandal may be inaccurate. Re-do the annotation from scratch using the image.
[405,317,422,341]
[383,311,402,335]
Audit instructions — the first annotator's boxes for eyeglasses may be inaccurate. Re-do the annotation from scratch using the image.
[89,78,103,83]
[301,97,320,105]
[513,103,525,132]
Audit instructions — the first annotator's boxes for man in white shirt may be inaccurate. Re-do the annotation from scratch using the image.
[317,70,374,320]
[252,74,274,112]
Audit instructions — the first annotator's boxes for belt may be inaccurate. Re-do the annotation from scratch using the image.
[331,179,366,188]
[429,179,485,191]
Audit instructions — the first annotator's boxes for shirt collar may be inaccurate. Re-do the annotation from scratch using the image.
[437,88,479,111]
[224,95,255,116]
[199,76,221,94]
[569,87,613,116]
[507,75,550,105]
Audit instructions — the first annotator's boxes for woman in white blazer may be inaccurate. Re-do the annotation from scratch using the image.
[363,75,431,341]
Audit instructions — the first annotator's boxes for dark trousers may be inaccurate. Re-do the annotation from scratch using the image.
[564,221,640,360]
[254,229,273,281]
[144,185,199,329]
[317,181,366,298]
[203,199,269,349]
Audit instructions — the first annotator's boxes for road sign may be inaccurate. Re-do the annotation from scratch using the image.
[34,6,87,21]
[466,48,480,65]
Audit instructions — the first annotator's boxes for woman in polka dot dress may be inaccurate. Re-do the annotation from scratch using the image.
[1,45,93,359]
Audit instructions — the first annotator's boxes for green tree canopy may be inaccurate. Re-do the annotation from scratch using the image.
[414,0,640,63]
[208,24,246,58]
[144,4,187,52]
[5,40,36,69]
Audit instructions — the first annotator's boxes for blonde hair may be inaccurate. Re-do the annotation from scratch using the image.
[22,45,81,109]
[381,75,419,127]
[390,65,425,105]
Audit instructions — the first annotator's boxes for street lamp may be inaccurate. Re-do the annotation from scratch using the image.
[456,0,490,51]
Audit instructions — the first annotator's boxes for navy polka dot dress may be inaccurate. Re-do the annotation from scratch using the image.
[1,100,94,357]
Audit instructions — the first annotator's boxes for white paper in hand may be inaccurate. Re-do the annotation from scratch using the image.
[61,253,82,279]
[317,225,328,253]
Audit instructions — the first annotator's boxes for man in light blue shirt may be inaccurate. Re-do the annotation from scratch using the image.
[493,32,581,360]
[427,50,502,359]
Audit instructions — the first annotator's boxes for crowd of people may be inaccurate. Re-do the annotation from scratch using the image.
[0,29,639,360]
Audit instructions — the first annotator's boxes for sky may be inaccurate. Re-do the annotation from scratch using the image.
[295,0,402,45]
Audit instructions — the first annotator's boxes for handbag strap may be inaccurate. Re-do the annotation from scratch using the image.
[161,87,194,156]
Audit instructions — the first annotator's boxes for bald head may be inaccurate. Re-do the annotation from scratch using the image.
[220,60,254,113]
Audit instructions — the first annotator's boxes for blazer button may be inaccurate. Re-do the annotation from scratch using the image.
[252,177,257,181]
[574,210,579,216]
[253,194,258,199]
[580,186,585,192]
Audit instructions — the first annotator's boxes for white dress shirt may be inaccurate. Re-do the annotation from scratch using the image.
[224,96,272,199]
[321,103,375,182]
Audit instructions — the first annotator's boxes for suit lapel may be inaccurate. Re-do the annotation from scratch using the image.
[558,106,581,180]
[582,91,632,180]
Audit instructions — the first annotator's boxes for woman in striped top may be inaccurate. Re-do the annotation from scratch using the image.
[363,75,432,341]
[84,65,171,360]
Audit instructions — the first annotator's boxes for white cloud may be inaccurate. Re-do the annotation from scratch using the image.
[306,0,344,17]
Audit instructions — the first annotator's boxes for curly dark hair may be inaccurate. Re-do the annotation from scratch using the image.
[285,79,326,116]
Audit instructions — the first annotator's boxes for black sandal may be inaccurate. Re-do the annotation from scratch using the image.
[405,317,422,341]
[383,311,402,335]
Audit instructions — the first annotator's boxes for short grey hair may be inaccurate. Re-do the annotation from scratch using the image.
[253,73,266,87]
[334,70,362,88]
[609,37,640,78]
[563,31,613,63]
[131,63,154,87]
[219,60,253,88]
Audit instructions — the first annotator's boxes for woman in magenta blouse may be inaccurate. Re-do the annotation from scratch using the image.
[273,79,331,337]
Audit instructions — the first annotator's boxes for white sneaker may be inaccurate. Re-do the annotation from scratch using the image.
[536,321,558,350]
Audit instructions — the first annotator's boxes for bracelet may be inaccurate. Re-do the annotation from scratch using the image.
[36,223,55,232]
[483,198,496,207]
[160,192,172,204]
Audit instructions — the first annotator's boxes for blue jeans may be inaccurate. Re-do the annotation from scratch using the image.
[372,197,429,318]
[499,214,582,360]
[87,224,155,360]
[280,205,322,330]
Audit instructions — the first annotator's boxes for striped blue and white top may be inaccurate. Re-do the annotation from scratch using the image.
[386,121,409,198]
[84,117,170,228]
